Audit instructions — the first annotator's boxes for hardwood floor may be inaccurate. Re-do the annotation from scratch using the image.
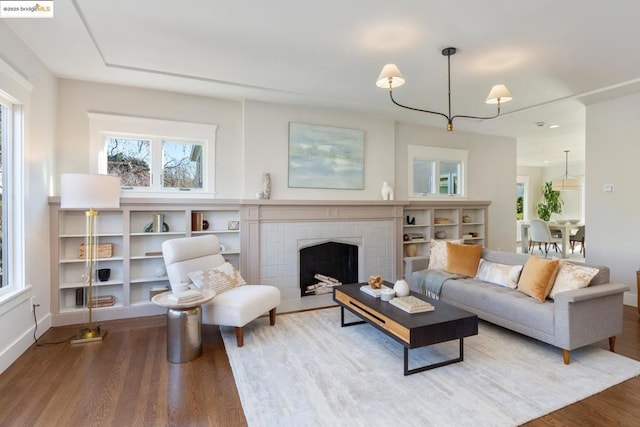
[1,306,638,426]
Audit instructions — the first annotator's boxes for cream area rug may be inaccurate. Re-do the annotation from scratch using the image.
[221,307,640,427]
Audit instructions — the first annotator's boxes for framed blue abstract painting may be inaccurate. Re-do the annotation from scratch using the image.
[288,122,365,189]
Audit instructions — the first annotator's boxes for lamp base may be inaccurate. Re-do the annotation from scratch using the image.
[70,326,107,344]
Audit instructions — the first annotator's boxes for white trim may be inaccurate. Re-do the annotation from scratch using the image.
[408,145,468,200]
[88,113,218,195]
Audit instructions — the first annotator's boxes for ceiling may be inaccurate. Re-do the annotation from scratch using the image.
[6,0,640,166]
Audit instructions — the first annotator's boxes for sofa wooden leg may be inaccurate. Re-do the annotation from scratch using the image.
[563,349,570,365]
[269,308,276,326]
[609,336,616,352]
[235,327,244,347]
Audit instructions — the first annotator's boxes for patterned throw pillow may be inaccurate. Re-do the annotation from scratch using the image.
[428,239,464,270]
[548,261,599,299]
[475,259,523,289]
[188,262,246,295]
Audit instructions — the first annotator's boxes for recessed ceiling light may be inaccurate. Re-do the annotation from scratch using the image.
[548,124,560,129]
[535,121,546,127]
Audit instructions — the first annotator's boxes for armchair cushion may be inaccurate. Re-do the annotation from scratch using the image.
[188,261,246,294]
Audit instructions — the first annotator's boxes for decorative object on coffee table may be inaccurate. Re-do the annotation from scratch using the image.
[369,275,383,289]
[393,279,410,297]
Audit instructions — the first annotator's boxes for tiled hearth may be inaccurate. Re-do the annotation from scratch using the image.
[241,202,403,312]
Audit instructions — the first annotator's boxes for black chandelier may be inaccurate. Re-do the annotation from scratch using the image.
[376,47,512,131]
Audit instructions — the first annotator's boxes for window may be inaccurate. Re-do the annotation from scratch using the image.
[0,97,24,293]
[89,114,216,194]
[408,145,468,198]
[0,103,6,287]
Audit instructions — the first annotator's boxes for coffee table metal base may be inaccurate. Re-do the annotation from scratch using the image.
[340,306,465,376]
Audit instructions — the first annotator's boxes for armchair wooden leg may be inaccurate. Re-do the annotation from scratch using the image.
[609,336,616,352]
[269,308,276,326]
[563,349,570,365]
[235,327,244,347]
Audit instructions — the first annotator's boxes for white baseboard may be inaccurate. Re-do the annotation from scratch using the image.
[624,292,638,308]
[0,312,51,374]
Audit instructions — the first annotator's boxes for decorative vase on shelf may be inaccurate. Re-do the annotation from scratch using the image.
[262,172,272,200]
[435,230,447,239]
[405,244,417,257]
[381,181,394,200]
[393,279,410,297]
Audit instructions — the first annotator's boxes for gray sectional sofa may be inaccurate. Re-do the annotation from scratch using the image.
[405,249,629,364]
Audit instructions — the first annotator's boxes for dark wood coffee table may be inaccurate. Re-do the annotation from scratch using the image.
[333,282,478,375]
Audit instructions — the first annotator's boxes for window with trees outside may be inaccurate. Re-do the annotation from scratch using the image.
[106,138,204,190]
[90,114,217,194]
[408,145,468,198]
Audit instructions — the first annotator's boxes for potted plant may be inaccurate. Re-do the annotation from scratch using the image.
[536,181,563,221]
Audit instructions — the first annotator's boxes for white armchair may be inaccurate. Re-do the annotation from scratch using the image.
[162,235,281,347]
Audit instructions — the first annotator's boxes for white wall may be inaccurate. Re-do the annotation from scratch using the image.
[586,92,640,306]
[0,21,56,373]
[242,100,396,200]
[56,79,244,198]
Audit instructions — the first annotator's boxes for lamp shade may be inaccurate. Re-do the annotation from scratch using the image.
[485,84,513,104]
[60,174,121,209]
[551,177,583,191]
[376,64,405,89]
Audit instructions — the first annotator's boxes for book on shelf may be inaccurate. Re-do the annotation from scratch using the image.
[389,295,434,313]
[167,289,203,303]
[89,295,116,308]
[360,285,391,298]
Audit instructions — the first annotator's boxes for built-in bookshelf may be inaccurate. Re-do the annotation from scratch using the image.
[49,198,242,326]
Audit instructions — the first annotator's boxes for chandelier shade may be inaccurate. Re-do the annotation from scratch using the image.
[376,47,512,131]
[551,150,583,191]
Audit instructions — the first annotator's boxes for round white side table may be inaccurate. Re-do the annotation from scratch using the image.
[152,289,216,363]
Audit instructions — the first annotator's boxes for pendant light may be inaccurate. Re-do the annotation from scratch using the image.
[551,150,583,191]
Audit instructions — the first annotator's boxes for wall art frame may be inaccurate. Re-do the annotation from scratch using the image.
[288,122,365,190]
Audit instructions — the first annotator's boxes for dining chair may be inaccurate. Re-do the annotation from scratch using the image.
[529,219,562,257]
[570,225,585,256]
[162,235,281,347]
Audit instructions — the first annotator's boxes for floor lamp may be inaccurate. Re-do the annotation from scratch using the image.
[60,173,121,344]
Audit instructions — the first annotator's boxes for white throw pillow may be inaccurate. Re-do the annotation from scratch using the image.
[549,261,599,299]
[188,262,246,294]
[428,238,464,270]
[475,259,523,289]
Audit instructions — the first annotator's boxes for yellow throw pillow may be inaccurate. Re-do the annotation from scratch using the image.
[517,255,560,302]
[445,242,483,277]
[428,238,464,270]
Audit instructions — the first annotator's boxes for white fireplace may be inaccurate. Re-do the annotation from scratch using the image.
[241,202,403,313]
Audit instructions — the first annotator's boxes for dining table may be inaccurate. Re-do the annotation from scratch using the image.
[520,221,581,259]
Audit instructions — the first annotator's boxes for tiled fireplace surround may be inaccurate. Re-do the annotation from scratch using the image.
[241,202,404,312]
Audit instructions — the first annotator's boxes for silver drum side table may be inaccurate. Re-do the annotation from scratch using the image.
[152,289,216,363]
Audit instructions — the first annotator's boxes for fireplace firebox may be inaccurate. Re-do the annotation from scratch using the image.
[299,241,358,297]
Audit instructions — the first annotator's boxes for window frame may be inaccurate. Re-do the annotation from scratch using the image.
[89,113,217,196]
[0,97,25,298]
[408,145,468,199]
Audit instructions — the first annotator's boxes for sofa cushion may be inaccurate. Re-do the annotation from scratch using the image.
[549,261,599,299]
[440,278,554,335]
[188,261,246,294]
[517,255,559,302]
[475,259,523,289]
[428,239,464,270]
[446,242,482,276]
